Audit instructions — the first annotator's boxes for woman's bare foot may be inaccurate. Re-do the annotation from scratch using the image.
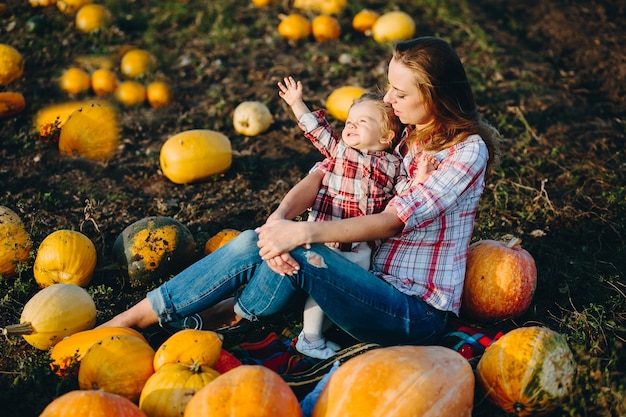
[97,298,158,329]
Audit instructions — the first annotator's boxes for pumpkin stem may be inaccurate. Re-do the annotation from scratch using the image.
[506,236,522,249]
[1,322,34,338]
[187,361,203,374]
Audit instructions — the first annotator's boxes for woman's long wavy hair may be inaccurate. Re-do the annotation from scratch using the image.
[392,37,501,175]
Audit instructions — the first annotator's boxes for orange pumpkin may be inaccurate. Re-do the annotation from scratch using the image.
[59,67,91,95]
[139,362,221,417]
[146,81,172,108]
[204,229,241,255]
[476,326,576,416]
[0,92,26,120]
[114,80,146,106]
[49,327,148,376]
[312,345,474,417]
[461,236,537,322]
[58,102,120,161]
[352,9,379,34]
[0,205,32,277]
[75,3,111,33]
[153,329,223,371]
[40,390,148,417]
[184,365,302,417]
[311,15,341,42]
[277,14,311,41]
[120,49,155,79]
[33,229,97,288]
[78,335,156,402]
[90,68,118,96]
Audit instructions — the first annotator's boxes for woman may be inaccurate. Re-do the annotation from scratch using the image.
[101,37,501,347]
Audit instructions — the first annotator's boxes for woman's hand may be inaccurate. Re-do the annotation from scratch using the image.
[255,219,305,259]
[266,253,300,276]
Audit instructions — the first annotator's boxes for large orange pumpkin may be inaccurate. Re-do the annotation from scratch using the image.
[78,335,156,403]
[312,345,474,417]
[476,326,576,416]
[153,329,223,371]
[461,236,537,322]
[139,362,221,417]
[0,205,32,277]
[50,327,148,376]
[184,365,302,417]
[58,102,119,161]
[33,229,97,288]
[39,390,147,417]
[112,216,197,288]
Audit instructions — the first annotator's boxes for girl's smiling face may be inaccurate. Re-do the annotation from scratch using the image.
[341,101,391,152]
[383,58,433,128]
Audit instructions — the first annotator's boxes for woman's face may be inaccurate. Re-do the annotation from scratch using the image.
[383,58,433,127]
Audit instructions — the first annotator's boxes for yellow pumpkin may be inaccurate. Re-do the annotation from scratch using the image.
[293,0,347,15]
[371,11,416,43]
[75,4,111,33]
[476,326,576,417]
[139,362,221,417]
[325,86,367,122]
[58,102,120,161]
[29,0,58,7]
[461,236,537,322]
[33,100,92,136]
[33,229,97,288]
[232,101,273,136]
[204,229,241,255]
[0,44,24,86]
[40,390,148,417]
[277,14,311,41]
[112,216,197,288]
[78,335,156,403]
[57,0,91,14]
[153,329,223,371]
[312,345,474,417]
[120,49,156,79]
[251,0,272,6]
[50,327,148,376]
[159,129,232,184]
[184,365,302,417]
[0,205,32,277]
[114,80,147,106]
[311,15,341,42]
[146,81,172,108]
[59,67,91,95]
[90,68,118,96]
[3,283,96,350]
[352,9,379,34]
[0,91,26,120]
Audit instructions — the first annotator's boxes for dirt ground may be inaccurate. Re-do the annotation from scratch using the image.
[1,0,625,415]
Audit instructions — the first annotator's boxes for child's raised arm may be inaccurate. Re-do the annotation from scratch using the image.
[278,76,310,120]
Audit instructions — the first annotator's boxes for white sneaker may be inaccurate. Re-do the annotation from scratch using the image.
[295,331,340,360]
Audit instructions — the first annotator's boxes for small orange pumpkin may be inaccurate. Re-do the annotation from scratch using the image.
[58,102,119,161]
[312,345,474,417]
[49,326,148,376]
[277,14,311,41]
[33,229,97,288]
[0,92,26,120]
[90,68,118,96]
[114,80,146,106]
[59,67,91,95]
[0,205,32,277]
[139,362,221,417]
[184,365,302,417]
[78,335,156,402]
[75,3,111,33]
[311,15,341,42]
[204,229,241,255]
[352,9,379,34]
[120,49,155,79]
[461,236,537,322]
[153,329,223,371]
[476,326,576,417]
[40,390,148,417]
[146,81,172,108]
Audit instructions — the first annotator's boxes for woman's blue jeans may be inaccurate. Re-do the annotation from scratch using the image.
[147,230,448,345]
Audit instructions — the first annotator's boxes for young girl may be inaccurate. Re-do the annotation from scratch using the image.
[100,37,500,354]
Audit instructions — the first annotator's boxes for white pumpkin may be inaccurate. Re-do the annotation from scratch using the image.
[233,101,273,136]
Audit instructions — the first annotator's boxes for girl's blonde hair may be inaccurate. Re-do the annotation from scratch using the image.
[353,92,403,148]
[392,37,501,174]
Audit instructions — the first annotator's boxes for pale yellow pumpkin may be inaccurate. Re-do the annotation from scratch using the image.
[312,345,474,417]
[78,335,156,403]
[4,283,96,350]
[0,205,32,277]
[33,229,97,288]
[0,44,24,86]
[139,362,220,417]
[58,102,120,161]
[153,329,223,371]
[371,11,416,43]
[325,86,367,122]
[232,101,273,136]
[159,129,232,184]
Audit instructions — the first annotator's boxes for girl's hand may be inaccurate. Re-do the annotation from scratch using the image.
[277,76,303,107]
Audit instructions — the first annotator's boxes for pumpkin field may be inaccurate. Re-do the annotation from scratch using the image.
[1,0,625,416]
